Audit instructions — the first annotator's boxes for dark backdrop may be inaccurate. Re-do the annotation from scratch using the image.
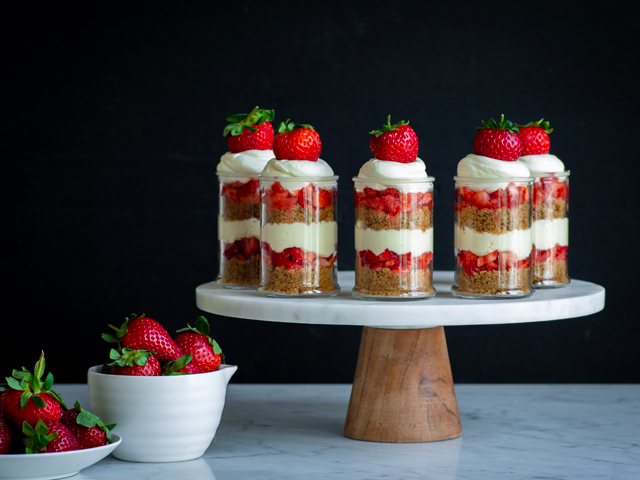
[1,1,637,384]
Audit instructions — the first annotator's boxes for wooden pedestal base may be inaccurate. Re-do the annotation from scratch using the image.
[344,326,462,443]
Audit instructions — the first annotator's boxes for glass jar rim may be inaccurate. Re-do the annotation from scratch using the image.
[453,175,534,182]
[352,176,435,184]
[528,170,570,178]
[259,175,339,182]
[216,171,260,178]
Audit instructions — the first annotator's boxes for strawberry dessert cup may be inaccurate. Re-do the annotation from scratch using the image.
[352,116,435,300]
[452,115,534,299]
[216,107,275,288]
[518,119,570,288]
[258,120,339,297]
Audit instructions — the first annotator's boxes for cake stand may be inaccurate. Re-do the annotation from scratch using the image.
[196,270,605,443]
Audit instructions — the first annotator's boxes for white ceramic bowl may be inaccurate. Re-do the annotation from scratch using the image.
[87,364,237,463]
[0,434,121,480]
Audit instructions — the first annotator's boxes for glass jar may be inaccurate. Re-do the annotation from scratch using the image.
[352,177,436,300]
[531,172,570,288]
[216,172,261,289]
[258,176,340,297]
[452,176,534,299]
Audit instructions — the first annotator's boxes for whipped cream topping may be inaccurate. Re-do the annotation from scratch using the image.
[217,149,274,174]
[457,154,530,178]
[261,158,334,177]
[358,157,428,179]
[519,154,565,174]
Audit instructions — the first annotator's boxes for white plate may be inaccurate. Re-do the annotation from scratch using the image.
[0,434,121,480]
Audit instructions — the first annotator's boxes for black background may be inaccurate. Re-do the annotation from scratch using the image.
[1,1,637,384]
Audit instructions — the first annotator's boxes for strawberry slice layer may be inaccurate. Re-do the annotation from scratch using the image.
[262,242,335,270]
[455,183,529,211]
[457,250,530,276]
[354,187,432,216]
[358,249,433,274]
[223,237,260,261]
[532,245,567,264]
[221,179,260,205]
[533,177,568,207]
[263,182,333,211]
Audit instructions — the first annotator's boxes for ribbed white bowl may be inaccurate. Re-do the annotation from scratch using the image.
[87,364,237,463]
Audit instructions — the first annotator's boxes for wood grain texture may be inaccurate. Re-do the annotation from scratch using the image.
[344,326,462,442]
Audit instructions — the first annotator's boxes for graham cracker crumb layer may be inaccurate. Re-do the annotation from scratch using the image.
[457,203,530,234]
[260,265,337,295]
[533,261,569,285]
[534,199,567,221]
[264,205,335,225]
[222,202,260,222]
[454,268,532,296]
[354,262,434,297]
[217,255,260,287]
[355,205,432,231]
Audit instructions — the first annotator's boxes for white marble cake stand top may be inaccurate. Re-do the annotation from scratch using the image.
[196,270,605,329]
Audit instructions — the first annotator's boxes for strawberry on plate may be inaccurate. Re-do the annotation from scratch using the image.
[175,317,224,373]
[22,419,79,453]
[107,348,161,376]
[473,115,523,161]
[223,106,275,153]
[273,120,321,161]
[516,118,552,155]
[369,115,419,163]
[60,401,116,449]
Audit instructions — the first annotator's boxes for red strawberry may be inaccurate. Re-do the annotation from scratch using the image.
[273,120,322,161]
[473,115,523,161]
[60,401,116,449]
[223,106,275,153]
[369,115,419,163]
[22,419,79,453]
[107,348,161,376]
[175,316,224,373]
[0,391,5,418]
[240,237,260,258]
[516,118,552,155]
[162,354,203,375]
[3,352,66,428]
[103,313,182,363]
[0,418,12,454]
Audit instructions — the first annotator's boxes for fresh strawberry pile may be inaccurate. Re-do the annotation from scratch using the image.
[455,184,529,211]
[359,249,433,274]
[532,177,568,207]
[223,106,275,153]
[221,178,260,205]
[355,187,433,216]
[223,237,260,262]
[532,245,567,264]
[262,243,336,270]
[102,314,224,376]
[262,182,333,211]
[0,352,116,454]
[457,250,531,276]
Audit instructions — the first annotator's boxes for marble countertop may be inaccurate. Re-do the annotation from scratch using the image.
[59,383,638,480]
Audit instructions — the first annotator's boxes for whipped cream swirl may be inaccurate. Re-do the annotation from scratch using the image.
[518,154,565,174]
[217,149,274,174]
[358,158,428,179]
[261,158,334,177]
[457,154,530,178]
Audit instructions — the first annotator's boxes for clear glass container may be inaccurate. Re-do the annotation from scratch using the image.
[216,172,261,289]
[531,172,570,288]
[258,176,340,297]
[452,176,534,299]
[352,177,436,300]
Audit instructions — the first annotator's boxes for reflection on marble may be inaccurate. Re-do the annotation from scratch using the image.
[60,384,639,480]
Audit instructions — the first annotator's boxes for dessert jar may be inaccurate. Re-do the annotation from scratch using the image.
[216,171,261,288]
[452,176,534,298]
[352,177,436,300]
[258,176,340,297]
[531,172,570,287]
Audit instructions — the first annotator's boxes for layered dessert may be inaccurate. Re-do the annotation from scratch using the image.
[518,119,569,287]
[352,116,435,299]
[452,115,533,298]
[258,120,339,296]
[216,107,275,288]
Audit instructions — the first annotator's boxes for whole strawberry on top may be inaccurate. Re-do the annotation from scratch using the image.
[273,120,322,161]
[106,348,162,376]
[516,118,552,155]
[2,352,66,428]
[61,401,116,449]
[175,316,224,373]
[473,115,523,161]
[369,115,419,164]
[22,419,79,453]
[103,313,182,363]
[223,106,275,153]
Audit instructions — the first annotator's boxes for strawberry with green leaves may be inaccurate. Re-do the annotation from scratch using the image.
[2,352,66,428]
[369,115,419,163]
[516,118,553,155]
[60,401,116,449]
[107,348,161,376]
[175,316,224,373]
[22,419,79,453]
[273,120,322,161]
[162,354,202,375]
[224,106,275,153]
[473,115,523,161]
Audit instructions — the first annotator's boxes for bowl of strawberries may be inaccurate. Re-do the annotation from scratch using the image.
[88,314,236,463]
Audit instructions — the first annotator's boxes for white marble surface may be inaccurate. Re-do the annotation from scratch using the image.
[55,383,639,480]
[196,271,606,329]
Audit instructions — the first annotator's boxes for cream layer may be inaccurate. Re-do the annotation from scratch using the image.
[532,218,568,250]
[218,217,260,243]
[355,226,433,256]
[454,226,532,260]
[261,221,337,257]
